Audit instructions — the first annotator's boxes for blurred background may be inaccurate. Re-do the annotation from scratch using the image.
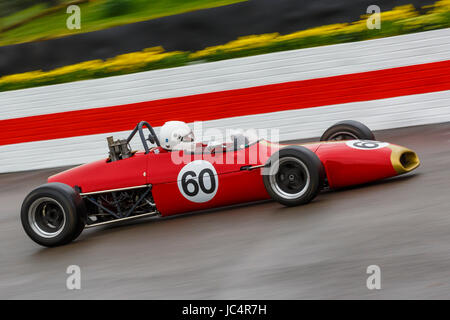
[0,0,447,79]
[0,0,449,299]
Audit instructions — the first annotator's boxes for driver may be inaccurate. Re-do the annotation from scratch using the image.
[159,121,250,152]
[159,121,199,152]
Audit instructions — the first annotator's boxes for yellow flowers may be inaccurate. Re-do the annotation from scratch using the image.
[0,48,183,86]
[276,24,347,42]
[0,71,43,83]
[101,47,182,72]
[428,0,450,13]
[379,5,419,21]
[0,60,104,84]
[1,1,449,92]
[44,60,104,77]
[397,1,450,30]
[191,33,279,59]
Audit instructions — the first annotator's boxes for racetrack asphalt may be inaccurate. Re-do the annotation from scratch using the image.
[0,123,449,299]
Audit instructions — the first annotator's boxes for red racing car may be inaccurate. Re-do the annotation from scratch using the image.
[21,120,420,247]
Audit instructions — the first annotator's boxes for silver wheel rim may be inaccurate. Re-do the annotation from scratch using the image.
[328,131,358,141]
[269,157,310,200]
[28,197,66,238]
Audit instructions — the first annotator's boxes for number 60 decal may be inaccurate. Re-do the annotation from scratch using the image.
[346,140,389,150]
[177,160,219,203]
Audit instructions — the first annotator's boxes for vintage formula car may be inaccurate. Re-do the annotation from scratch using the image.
[21,120,420,247]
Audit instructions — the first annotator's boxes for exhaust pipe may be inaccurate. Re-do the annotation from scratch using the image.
[389,145,420,174]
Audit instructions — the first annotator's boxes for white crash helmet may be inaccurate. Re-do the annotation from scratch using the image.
[159,121,195,150]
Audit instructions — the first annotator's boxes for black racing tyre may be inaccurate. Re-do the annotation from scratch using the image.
[72,212,87,243]
[320,120,375,141]
[21,183,86,247]
[263,146,324,207]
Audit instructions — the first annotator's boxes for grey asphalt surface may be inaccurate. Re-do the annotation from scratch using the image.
[0,123,449,299]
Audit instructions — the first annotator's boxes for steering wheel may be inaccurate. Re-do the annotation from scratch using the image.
[147,134,155,145]
[126,121,160,154]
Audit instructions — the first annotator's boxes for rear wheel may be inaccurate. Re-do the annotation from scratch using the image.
[21,183,86,247]
[320,120,375,141]
[263,146,324,206]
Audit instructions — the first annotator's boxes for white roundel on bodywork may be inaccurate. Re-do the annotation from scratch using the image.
[345,140,389,150]
[177,160,219,203]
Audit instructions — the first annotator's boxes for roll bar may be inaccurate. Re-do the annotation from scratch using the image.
[126,121,160,154]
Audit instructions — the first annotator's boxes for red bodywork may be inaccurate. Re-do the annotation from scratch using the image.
[48,140,418,216]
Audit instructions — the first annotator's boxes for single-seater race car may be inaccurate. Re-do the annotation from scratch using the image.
[21,120,420,247]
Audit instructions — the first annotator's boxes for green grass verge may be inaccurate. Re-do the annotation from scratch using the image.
[0,4,48,30]
[0,0,247,46]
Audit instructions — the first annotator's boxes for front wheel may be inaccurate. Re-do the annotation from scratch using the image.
[21,183,86,247]
[263,146,324,207]
[320,120,375,141]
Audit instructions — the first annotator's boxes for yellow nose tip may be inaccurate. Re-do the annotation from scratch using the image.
[388,144,420,174]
